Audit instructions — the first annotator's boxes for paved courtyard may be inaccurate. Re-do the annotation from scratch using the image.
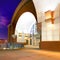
[0,48,60,60]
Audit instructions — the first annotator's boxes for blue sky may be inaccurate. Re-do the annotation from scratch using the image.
[0,0,21,39]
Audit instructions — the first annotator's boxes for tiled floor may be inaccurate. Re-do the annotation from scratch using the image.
[0,48,60,60]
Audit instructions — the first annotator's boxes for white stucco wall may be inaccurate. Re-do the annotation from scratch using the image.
[33,0,60,23]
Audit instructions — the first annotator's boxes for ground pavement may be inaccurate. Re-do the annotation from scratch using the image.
[0,48,60,60]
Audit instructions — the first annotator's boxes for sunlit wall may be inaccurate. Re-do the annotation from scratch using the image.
[33,0,60,22]
[42,5,60,41]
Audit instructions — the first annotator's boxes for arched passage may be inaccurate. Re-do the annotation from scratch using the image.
[15,12,37,47]
[15,12,36,35]
[8,0,38,46]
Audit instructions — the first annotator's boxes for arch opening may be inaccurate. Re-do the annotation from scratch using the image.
[15,12,38,48]
[15,12,36,35]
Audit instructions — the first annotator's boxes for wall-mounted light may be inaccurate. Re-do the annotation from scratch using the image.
[45,10,54,24]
